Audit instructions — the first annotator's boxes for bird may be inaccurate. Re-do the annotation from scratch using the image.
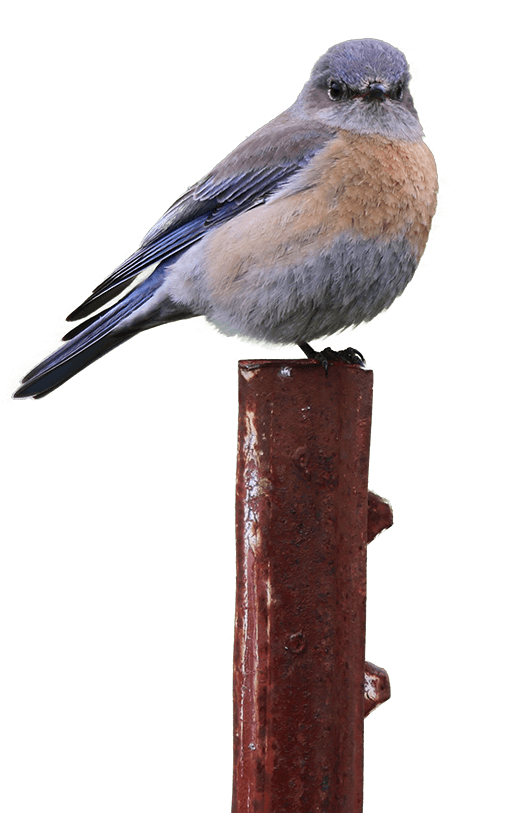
[14,38,437,399]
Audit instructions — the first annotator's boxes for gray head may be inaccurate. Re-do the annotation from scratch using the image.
[296,39,423,141]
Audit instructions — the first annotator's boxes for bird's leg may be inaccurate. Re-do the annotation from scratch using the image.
[299,342,365,374]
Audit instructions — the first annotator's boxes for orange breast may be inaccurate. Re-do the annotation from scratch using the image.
[205,131,438,293]
[301,131,438,254]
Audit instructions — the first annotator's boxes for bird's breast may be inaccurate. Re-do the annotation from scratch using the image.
[204,131,437,295]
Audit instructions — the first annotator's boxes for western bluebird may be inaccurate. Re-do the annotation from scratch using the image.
[14,38,437,399]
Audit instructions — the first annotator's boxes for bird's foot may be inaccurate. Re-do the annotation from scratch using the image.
[298,342,365,374]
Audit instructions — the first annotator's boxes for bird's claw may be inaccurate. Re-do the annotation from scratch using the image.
[299,342,366,375]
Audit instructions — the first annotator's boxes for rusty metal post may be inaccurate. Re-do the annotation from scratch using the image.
[232,359,392,813]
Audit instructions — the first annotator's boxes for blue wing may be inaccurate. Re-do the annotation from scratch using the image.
[67,116,335,321]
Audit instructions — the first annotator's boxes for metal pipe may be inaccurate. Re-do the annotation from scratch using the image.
[233,359,391,812]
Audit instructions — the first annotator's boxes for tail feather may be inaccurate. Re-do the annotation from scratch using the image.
[19,333,134,399]
[14,267,190,399]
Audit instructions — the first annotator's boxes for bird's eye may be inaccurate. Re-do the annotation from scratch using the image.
[328,79,347,101]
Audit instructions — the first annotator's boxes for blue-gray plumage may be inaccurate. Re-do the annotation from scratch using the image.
[14,38,437,399]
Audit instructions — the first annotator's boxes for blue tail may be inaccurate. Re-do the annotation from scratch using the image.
[14,268,191,399]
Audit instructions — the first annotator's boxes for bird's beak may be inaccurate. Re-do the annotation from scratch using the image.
[364,83,387,100]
